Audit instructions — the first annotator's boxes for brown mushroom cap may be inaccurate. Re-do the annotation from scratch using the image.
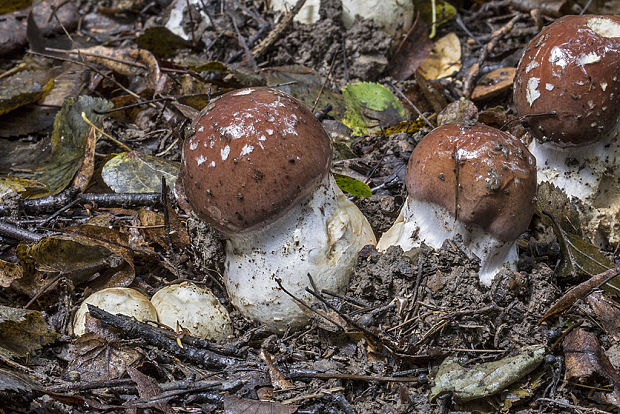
[513,15,620,147]
[406,124,537,241]
[180,87,332,233]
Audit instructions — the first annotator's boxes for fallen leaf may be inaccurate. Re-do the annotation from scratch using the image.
[342,82,407,136]
[333,173,372,197]
[223,395,298,414]
[0,69,54,116]
[388,16,433,81]
[539,267,619,324]
[0,260,22,288]
[584,291,620,342]
[128,367,174,414]
[14,96,112,197]
[136,27,192,58]
[102,152,180,194]
[471,67,516,101]
[418,32,461,80]
[430,346,546,402]
[563,328,620,405]
[0,305,58,359]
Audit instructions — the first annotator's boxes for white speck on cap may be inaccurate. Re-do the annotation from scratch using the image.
[196,155,207,165]
[240,144,254,156]
[578,52,601,65]
[549,46,567,68]
[587,17,620,38]
[234,88,255,95]
[221,145,230,161]
[545,83,554,91]
[527,78,541,106]
[526,60,539,73]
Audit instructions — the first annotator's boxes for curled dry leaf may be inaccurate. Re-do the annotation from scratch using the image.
[471,67,516,101]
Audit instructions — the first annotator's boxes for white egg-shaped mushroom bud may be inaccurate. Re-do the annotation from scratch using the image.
[150,282,233,341]
[73,288,158,336]
[178,87,376,333]
[269,0,413,37]
[513,15,620,246]
[377,124,537,286]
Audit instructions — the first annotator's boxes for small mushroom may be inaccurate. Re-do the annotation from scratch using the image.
[73,288,158,336]
[513,14,620,245]
[151,282,232,341]
[377,124,537,286]
[179,87,376,332]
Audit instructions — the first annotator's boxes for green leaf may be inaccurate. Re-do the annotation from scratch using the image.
[342,82,406,136]
[136,27,192,58]
[333,173,372,197]
[102,152,180,193]
[414,0,457,32]
[17,96,112,197]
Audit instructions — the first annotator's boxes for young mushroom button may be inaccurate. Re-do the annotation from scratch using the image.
[513,14,620,246]
[377,124,537,286]
[179,87,376,333]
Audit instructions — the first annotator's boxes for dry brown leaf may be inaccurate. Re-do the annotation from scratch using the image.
[418,32,461,80]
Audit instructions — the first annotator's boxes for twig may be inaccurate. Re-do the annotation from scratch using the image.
[462,13,522,97]
[0,220,44,242]
[86,305,240,369]
[252,0,307,60]
[288,369,421,383]
[81,112,132,152]
[391,86,434,129]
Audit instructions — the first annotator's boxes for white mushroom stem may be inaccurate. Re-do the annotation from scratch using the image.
[528,125,619,201]
[225,175,376,333]
[377,197,518,286]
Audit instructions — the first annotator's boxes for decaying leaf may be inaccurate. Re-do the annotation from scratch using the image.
[430,346,546,402]
[136,26,192,58]
[563,328,620,405]
[418,32,461,80]
[342,82,407,136]
[17,224,135,286]
[540,209,614,284]
[0,260,22,288]
[536,181,582,235]
[223,395,298,414]
[0,305,58,359]
[0,70,54,116]
[539,267,619,324]
[102,152,179,194]
[137,207,190,249]
[15,96,112,197]
[389,17,433,81]
[128,367,174,414]
[585,291,620,342]
[263,65,346,120]
[333,173,372,197]
[471,67,516,101]
[67,333,142,382]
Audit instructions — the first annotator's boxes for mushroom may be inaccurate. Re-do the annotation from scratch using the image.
[377,124,537,286]
[179,87,375,332]
[513,15,620,245]
[151,282,233,341]
[73,288,158,336]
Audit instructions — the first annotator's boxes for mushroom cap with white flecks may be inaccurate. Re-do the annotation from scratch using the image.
[180,87,332,234]
[513,15,620,147]
[406,123,537,242]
